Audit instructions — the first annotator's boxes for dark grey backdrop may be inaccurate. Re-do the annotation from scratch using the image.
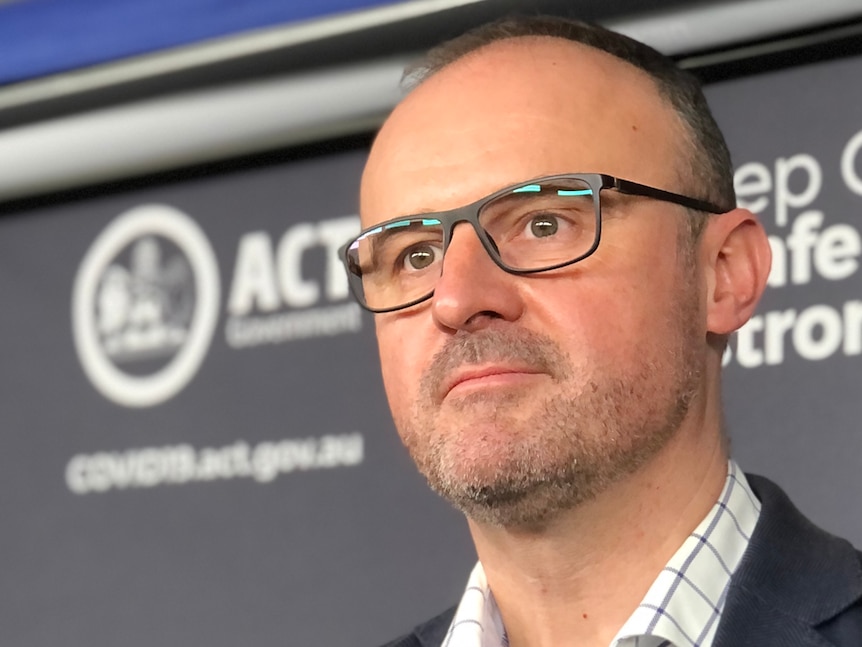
[2,53,860,646]
[710,53,862,545]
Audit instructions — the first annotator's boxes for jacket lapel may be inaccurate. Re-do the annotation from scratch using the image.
[714,475,862,647]
[415,606,457,647]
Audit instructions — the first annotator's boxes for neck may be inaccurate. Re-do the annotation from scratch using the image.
[466,414,728,647]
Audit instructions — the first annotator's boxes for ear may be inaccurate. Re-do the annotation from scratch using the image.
[701,208,772,336]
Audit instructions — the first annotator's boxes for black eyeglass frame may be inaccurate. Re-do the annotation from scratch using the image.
[340,172,726,313]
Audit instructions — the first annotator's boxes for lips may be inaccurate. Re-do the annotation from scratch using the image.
[419,327,564,404]
[440,365,544,400]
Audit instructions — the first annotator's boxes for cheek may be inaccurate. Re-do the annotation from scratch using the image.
[598,229,693,325]
[531,259,682,364]
[375,317,428,418]
[563,301,640,370]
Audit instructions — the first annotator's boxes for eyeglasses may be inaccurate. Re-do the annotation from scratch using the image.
[340,173,724,313]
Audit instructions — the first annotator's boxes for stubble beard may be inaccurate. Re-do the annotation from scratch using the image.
[395,268,703,530]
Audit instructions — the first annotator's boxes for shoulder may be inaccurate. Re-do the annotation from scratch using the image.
[377,606,457,647]
[744,473,860,567]
[717,473,862,644]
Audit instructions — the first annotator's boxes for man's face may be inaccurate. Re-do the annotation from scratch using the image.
[360,38,708,528]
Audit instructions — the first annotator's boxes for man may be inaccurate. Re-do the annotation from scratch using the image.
[340,16,862,647]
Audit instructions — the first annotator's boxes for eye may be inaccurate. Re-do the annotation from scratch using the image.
[526,213,560,238]
[402,243,441,271]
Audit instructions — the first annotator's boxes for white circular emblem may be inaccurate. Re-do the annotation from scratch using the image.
[72,205,220,407]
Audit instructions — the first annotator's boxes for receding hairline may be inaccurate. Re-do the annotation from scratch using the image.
[397,35,699,204]
[407,33,653,89]
[398,15,737,224]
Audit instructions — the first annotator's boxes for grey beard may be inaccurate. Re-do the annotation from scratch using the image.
[396,292,701,530]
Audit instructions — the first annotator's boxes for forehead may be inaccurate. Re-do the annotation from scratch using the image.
[360,37,687,226]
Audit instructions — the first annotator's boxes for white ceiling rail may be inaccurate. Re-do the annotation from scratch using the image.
[3,0,862,201]
[0,0,485,112]
[0,57,409,202]
[2,0,861,113]
[607,0,862,56]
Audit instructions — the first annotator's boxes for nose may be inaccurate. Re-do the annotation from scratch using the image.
[431,223,525,331]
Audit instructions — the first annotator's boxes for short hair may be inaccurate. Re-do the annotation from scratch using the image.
[404,16,736,235]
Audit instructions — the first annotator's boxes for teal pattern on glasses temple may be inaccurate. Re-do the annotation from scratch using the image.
[511,185,593,197]
[366,217,444,236]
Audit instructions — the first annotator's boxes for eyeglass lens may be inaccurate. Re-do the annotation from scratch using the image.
[347,176,598,311]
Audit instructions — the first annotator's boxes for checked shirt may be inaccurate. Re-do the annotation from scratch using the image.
[441,460,761,647]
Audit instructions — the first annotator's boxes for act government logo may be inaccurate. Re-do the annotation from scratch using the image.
[72,205,220,408]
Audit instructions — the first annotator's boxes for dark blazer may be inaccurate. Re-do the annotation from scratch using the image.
[381,475,862,647]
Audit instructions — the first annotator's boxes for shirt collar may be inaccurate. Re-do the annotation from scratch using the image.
[443,460,761,647]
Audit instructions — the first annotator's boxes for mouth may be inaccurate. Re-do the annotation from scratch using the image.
[441,365,545,400]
